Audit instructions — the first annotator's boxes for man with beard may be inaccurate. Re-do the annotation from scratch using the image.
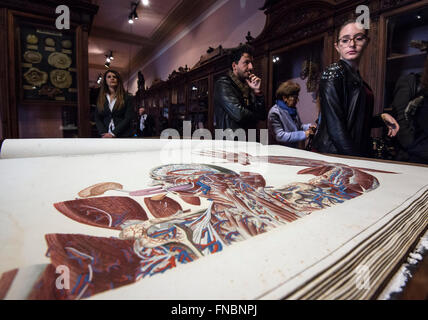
[214,44,267,135]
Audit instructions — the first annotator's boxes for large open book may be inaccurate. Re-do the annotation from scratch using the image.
[0,139,427,299]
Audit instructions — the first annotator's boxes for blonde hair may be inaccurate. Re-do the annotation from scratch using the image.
[276,81,300,100]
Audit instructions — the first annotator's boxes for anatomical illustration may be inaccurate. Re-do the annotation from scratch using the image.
[0,151,396,300]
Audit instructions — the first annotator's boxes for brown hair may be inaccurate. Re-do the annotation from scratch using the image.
[96,70,126,112]
[337,19,369,41]
[276,81,300,100]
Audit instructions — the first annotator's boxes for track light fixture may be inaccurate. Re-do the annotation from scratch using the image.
[96,74,102,85]
[104,51,114,68]
[128,1,139,24]
[105,51,114,61]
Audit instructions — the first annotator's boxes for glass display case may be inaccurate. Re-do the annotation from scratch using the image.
[188,78,209,132]
[271,38,324,126]
[383,5,428,111]
[170,83,187,136]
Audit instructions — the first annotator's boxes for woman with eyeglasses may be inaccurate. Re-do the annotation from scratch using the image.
[312,20,399,157]
[268,80,316,148]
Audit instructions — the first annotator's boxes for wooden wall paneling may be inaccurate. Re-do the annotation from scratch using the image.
[267,50,275,115]
[208,72,214,135]
[76,25,90,137]
[380,0,424,11]
[367,18,383,115]
[377,12,388,116]
[0,8,10,141]
[7,10,18,138]
[323,28,335,68]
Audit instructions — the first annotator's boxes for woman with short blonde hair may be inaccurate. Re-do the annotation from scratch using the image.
[268,80,316,148]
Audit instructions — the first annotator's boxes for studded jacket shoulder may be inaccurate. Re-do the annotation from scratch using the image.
[320,62,345,81]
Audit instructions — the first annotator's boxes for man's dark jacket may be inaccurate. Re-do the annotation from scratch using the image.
[312,60,383,156]
[391,73,421,159]
[408,95,428,164]
[94,94,135,138]
[136,113,155,137]
[214,75,267,131]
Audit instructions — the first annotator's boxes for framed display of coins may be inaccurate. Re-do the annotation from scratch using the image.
[18,20,77,102]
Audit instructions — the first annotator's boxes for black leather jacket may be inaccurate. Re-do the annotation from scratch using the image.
[312,60,383,156]
[214,75,266,131]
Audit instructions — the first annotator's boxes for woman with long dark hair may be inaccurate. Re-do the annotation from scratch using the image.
[312,20,399,157]
[95,70,135,138]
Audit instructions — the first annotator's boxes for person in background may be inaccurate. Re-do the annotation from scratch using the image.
[268,81,316,148]
[312,20,399,156]
[214,44,267,134]
[391,40,428,163]
[136,107,155,137]
[95,70,135,138]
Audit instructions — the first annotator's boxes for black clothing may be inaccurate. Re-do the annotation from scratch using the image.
[312,60,383,156]
[136,113,155,137]
[95,94,135,138]
[391,73,422,161]
[407,90,428,164]
[214,74,266,131]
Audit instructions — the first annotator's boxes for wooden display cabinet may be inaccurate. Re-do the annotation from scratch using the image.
[380,2,428,112]
[169,80,187,136]
[0,0,98,141]
[134,0,426,147]
[188,78,209,133]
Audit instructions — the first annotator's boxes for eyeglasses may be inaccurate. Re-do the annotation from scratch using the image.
[337,34,368,46]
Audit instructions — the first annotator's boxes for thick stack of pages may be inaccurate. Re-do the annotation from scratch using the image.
[0,139,426,299]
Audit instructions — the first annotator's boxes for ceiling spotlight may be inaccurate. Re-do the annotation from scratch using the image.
[128,1,139,23]
[105,61,110,68]
[96,74,102,85]
[105,51,114,65]
[272,56,280,63]
[142,0,149,6]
